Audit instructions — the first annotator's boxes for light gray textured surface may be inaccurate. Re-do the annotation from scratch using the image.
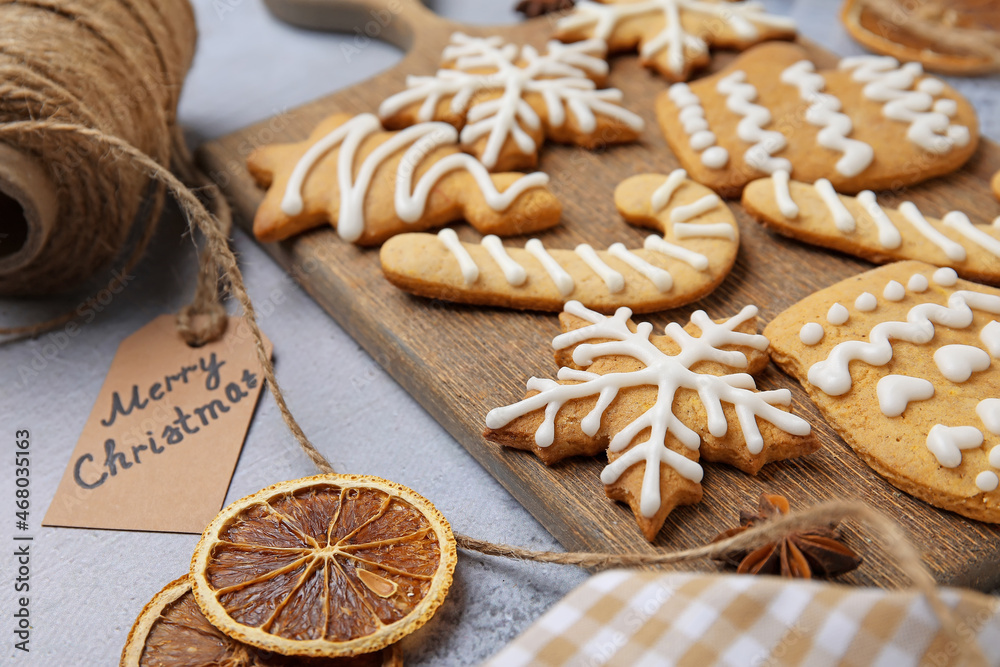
[1,1,998,664]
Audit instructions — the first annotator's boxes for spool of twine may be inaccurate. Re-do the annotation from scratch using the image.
[0,0,195,296]
[0,0,229,343]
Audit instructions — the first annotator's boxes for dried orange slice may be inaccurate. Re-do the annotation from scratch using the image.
[121,575,403,666]
[842,0,1000,75]
[190,475,456,658]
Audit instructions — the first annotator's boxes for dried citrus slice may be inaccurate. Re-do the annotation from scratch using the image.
[121,575,402,666]
[190,474,456,658]
[842,0,1000,75]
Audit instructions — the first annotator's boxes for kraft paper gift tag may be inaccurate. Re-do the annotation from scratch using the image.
[44,315,272,533]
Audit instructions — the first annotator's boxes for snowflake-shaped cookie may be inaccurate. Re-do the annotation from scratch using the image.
[379,33,644,171]
[485,301,816,540]
[554,0,797,82]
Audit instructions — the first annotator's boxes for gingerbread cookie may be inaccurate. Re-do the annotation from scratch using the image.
[380,170,739,313]
[378,33,644,172]
[485,301,816,540]
[766,261,1000,522]
[743,172,1000,285]
[992,170,1000,203]
[657,42,978,198]
[554,0,797,82]
[247,113,561,244]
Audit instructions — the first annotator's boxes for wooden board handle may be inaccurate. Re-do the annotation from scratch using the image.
[261,0,454,51]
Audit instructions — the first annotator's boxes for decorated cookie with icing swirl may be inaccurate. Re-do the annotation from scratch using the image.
[379,170,740,313]
[485,301,817,541]
[246,113,561,245]
[766,261,1000,522]
[379,33,644,173]
[657,43,978,198]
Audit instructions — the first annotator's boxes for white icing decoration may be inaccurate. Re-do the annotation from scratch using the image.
[668,85,728,169]
[670,194,721,223]
[934,98,958,116]
[438,228,479,284]
[883,280,905,302]
[840,56,970,155]
[674,222,736,241]
[701,147,730,169]
[482,234,527,286]
[799,322,824,345]
[943,211,1000,258]
[485,301,810,518]
[933,344,990,383]
[644,235,710,270]
[814,179,855,233]
[608,243,673,292]
[576,243,625,293]
[992,445,1000,468]
[856,191,902,250]
[976,471,999,492]
[855,292,877,312]
[557,0,795,76]
[716,71,791,174]
[925,424,983,468]
[827,303,849,325]
[933,267,958,286]
[526,239,575,297]
[980,321,1000,357]
[876,375,934,417]
[772,169,798,218]
[281,114,549,242]
[908,274,929,293]
[977,399,1000,436]
[898,202,966,262]
[651,168,688,212]
[779,60,873,177]
[379,34,643,169]
[807,289,1000,396]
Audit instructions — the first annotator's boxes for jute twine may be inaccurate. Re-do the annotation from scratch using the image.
[0,2,985,663]
[0,0,226,345]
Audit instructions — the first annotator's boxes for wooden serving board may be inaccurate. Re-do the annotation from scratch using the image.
[199,0,1000,589]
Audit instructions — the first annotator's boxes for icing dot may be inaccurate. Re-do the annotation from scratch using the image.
[918,78,945,95]
[689,130,716,150]
[827,303,849,325]
[907,274,929,293]
[933,267,958,286]
[883,280,905,301]
[799,322,824,345]
[976,471,999,493]
[700,146,729,169]
[933,98,957,117]
[854,292,877,312]
[991,445,1000,468]
[982,321,1000,357]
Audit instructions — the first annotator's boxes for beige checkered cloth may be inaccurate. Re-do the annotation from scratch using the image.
[485,571,1000,666]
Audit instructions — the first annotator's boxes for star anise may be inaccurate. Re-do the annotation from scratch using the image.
[711,493,862,579]
[515,0,575,18]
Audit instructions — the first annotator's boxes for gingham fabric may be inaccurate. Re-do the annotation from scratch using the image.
[484,571,1000,666]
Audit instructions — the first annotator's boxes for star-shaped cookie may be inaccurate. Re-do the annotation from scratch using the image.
[247,113,561,245]
[485,301,817,540]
